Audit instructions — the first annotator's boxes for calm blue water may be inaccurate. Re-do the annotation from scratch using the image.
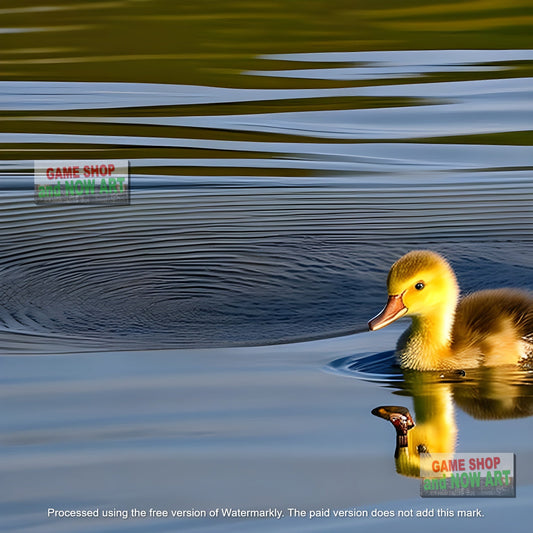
[1,1,533,532]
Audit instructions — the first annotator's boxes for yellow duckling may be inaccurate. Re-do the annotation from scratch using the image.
[369,250,533,371]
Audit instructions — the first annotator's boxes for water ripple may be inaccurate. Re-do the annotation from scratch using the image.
[1,49,532,352]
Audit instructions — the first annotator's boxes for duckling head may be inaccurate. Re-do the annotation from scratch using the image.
[369,250,459,332]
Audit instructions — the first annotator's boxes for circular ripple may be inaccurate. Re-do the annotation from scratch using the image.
[328,351,402,382]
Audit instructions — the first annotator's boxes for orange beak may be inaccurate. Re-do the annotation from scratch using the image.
[368,293,408,331]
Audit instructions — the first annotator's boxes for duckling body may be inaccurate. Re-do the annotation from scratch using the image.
[369,250,533,371]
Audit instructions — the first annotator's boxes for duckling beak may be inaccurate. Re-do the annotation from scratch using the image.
[368,293,408,331]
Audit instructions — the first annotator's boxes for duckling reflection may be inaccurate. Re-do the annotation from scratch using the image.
[452,366,533,420]
[372,368,533,478]
[373,371,458,478]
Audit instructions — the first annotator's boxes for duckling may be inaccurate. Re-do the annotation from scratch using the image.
[368,250,533,371]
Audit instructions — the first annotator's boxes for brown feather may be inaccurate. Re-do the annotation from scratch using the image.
[453,289,533,364]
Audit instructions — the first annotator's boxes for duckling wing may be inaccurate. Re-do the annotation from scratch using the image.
[452,289,533,364]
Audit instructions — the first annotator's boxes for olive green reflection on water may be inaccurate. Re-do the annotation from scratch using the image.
[0,0,532,87]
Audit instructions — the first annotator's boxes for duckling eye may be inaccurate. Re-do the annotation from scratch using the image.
[415,282,425,291]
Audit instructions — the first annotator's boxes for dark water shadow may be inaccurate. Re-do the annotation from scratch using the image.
[327,350,402,382]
